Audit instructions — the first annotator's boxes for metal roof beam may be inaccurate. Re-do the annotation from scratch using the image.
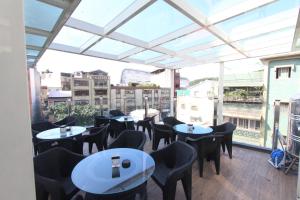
[104,0,156,35]
[25,27,51,37]
[38,0,74,9]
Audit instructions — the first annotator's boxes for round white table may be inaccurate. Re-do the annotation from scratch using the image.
[71,148,155,197]
[36,126,86,140]
[173,124,213,140]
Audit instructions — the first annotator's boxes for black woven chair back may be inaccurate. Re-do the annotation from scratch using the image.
[94,115,110,127]
[32,121,57,134]
[81,125,109,152]
[34,147,84,179]
[186,135,223,157]
[163,116,184,127]
[109,119,127,138]
[108,130,146,150]
[35,138,83,154]
[109,109,125,117]
[211,122,236,135]
[54,116,76,126]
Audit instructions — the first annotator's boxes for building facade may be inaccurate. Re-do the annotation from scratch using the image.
[60,70,110,110]
[263,56,300,148]
[110,86,171,118]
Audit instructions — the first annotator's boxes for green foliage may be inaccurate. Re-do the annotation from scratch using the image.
[189,77,218,86]
[48,104,97,126]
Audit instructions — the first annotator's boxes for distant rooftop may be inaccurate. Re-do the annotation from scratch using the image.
[48,90,71,98]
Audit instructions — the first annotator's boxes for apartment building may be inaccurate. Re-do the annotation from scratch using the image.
[60,70,110,110]
[110,86,171,117]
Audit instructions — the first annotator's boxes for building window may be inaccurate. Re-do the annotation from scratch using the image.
[74,80,89,87]
[74,100,89,105]
[95,89,107,96]
[94,80,107,87]
[74,90,89,96]
[191,106,198,111]
[276,66,291,79]
[238,118,249,129]
[250,120,261,130]
[181,104,185,109]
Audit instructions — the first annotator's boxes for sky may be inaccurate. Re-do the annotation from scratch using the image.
[37,50,264,85]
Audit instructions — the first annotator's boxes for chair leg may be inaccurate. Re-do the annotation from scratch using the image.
[152,138,160,151]
[198,157,204,177]
[214,156,220,175]
[136,124,140,131]
[285,157,297,174]
[163,183,177,200]
[88,143,93,154]
[181,169,192,200]
[221,142,225,153]
[147,127,152,140]
[225,142,232,159]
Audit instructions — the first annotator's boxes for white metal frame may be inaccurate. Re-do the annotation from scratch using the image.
[25,0,299,69]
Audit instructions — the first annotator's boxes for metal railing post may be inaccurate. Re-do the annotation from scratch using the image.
[272,100,280,150]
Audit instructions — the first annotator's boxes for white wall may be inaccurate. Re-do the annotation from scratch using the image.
[0,0,36,199]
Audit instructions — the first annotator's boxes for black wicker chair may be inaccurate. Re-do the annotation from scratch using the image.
[109,110,125,117]
[151,122,176,151]
[163,117,184,127]
[150,141,197,200]
[54,116,76,126]
[186,135,223,177]
[81,125,109,154]
[109,119,127,138]
[210,122,236,159]
[136,115,156,140]
[34,147,85,200]
[94,115,110,127]
[35,138,83,155]
[32,121,58,155]
[108,130,146,150]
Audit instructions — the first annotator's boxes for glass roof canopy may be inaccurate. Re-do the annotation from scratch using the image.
[24,0,300,69]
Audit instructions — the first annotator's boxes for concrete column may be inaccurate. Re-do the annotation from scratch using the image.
[170,69,175,116]
[261,60,270,147]
[0,0,36,199]
[217,62,224,124]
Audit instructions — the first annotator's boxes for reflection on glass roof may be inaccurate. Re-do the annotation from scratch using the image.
[191,45,237,58]
[129,50,163,60]
[215,0,300,34]
[26,34,47,47]
[53,26,100,51]
[161,29,223,51]
[24,0,63,31]
[187,0,245,16]
[116,0,195,42]
[89,38,135,55]
[71,0,135,27]
[159,57,182,65]
[26,49,40,57]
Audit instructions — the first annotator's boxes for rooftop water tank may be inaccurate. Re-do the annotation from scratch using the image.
[287,93,300,157]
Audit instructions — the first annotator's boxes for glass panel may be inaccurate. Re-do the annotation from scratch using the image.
[116,0,195,42]
[159,57,182,65]
[190,45,237,58]
[129,50,163,60]
[71,0,135,27]
[215,0,300,35]
[186,0,245,16]
[26,34,47,47]
[161,29,223,51]
[233,27,294,55]
[53,26,101,50]
[89,38,135,55]
[24,0,63,31]
[26,49,39,57]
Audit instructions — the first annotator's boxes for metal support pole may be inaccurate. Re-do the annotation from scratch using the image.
[272,100,280,150]
[100,97,103,116]
[144,96,148,118]
[170,69,175,116]
[217,62,224,125]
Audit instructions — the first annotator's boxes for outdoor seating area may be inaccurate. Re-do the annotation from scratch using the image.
[29,112,297,200]
[2,0,300,200]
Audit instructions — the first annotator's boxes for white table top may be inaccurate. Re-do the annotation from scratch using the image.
[36,126,86,140]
